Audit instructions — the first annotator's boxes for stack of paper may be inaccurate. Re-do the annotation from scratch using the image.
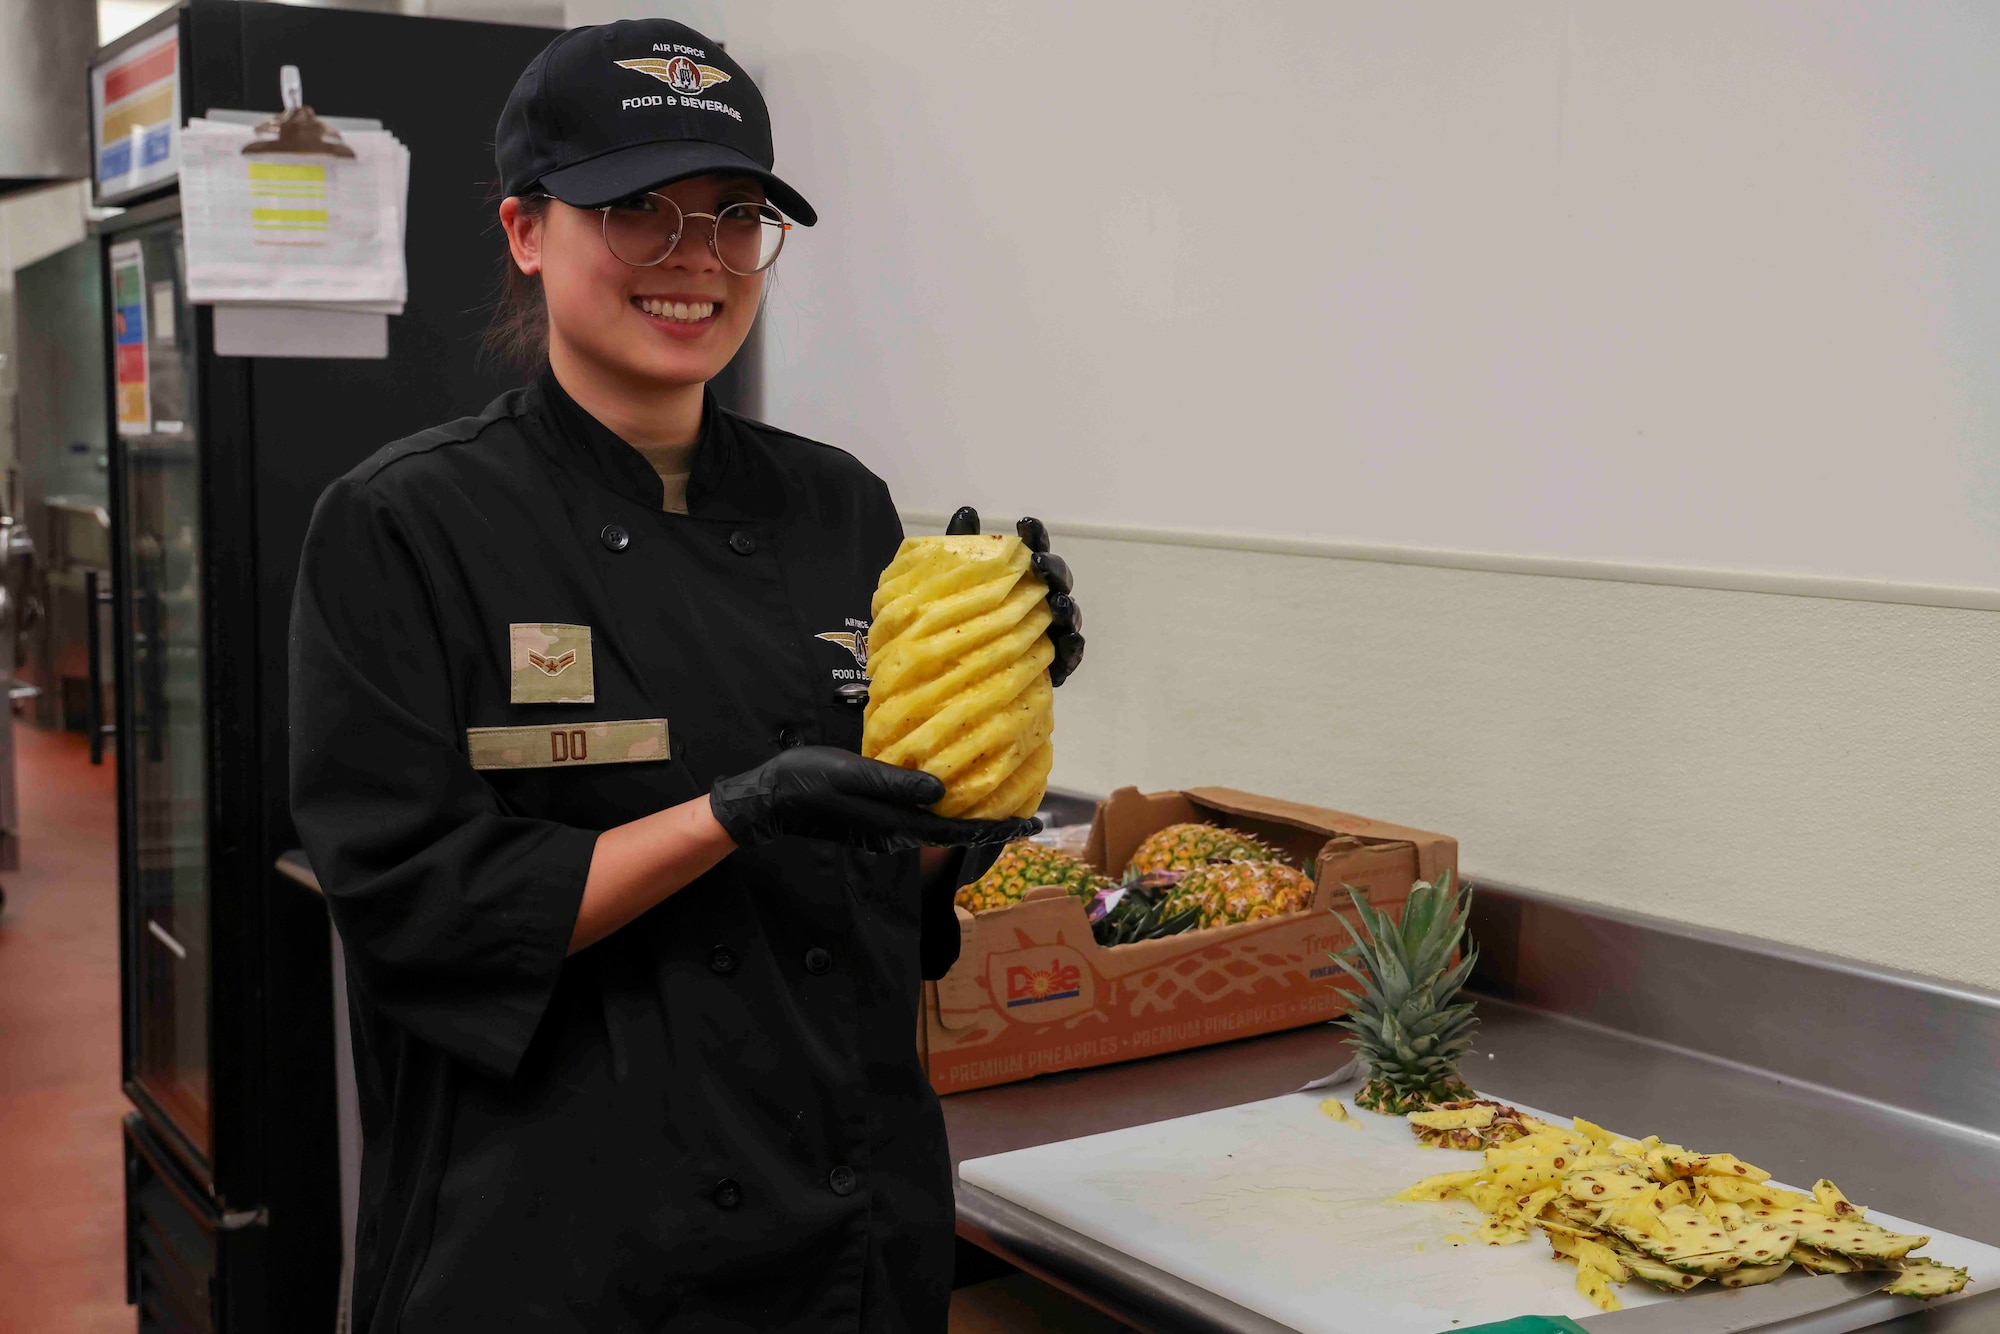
[179,117,410,316]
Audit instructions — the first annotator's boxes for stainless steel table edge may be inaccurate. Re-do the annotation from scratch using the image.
[1468,877,2000,1141]
[956,1178,2000,1334]
[955,1181,1299,1334]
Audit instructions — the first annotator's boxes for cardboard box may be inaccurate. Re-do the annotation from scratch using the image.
[919,786,1457,1095]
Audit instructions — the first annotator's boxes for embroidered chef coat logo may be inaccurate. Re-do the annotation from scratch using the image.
[616,56,731,94]
[815,624,868,670]
[510,624,595,705]
[814,620,870,684]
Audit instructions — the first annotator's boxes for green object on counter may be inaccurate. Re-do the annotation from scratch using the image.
[1441,1319,1591,1334]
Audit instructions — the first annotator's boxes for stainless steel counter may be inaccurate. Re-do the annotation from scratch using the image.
[278,821,2000,1331]
[945,880,2000,1333]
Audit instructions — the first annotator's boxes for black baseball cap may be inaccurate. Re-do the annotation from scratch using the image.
[496,19,816,225]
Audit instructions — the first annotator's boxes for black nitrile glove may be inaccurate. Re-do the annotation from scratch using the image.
[709,745,1042,853]
[946,505,1086,687]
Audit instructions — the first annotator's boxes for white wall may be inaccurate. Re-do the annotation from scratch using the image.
[571,1,2000,991]
[99,0,174,44]
[579,0,2000,596]
[106,0,569,35]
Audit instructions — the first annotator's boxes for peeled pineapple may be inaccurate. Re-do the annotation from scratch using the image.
[862,534,1055,819]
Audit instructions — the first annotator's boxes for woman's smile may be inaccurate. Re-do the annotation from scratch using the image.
[632,294,720,337]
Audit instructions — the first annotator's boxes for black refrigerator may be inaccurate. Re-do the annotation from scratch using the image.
[91,5,559,1330]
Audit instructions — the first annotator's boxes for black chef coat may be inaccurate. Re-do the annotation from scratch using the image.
[289,370,965,1333]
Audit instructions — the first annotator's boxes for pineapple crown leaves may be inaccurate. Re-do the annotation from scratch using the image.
[1090,883,1201,946]
[1326,870,1480,1068]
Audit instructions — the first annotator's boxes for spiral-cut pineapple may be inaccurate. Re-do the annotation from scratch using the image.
[862,534,1055,818]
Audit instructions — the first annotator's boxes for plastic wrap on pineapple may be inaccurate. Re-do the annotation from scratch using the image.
[861,522,1056,819]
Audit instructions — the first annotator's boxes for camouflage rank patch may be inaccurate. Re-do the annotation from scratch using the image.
[510,623,595,704]
[467,719,670,771]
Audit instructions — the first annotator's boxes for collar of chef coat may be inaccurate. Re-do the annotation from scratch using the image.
[530,365,781,521]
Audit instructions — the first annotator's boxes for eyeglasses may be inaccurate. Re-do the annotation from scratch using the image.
[595,193,790,274]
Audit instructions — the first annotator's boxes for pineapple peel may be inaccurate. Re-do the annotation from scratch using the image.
[1574,1262,1623,1313]
[1392,1168,1484,1202]
[1393,1108,1971,1304]
[1720,1259,1793,1287]
[1318,1097,1362,1127]
[1887,1259,1972,1298]
[862,534,1054,819]
[1410,1105,1496,1131]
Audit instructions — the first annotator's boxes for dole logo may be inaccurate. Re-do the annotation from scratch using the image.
[1005,957,1082,1007]
[987,943,1094,1024]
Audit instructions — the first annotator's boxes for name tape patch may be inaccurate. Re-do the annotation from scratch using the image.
[468,719,669,771]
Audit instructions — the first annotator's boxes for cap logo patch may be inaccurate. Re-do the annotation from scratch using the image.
[616,57,731,94]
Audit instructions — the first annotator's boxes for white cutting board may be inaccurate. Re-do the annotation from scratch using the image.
[959,1091,2000,1333]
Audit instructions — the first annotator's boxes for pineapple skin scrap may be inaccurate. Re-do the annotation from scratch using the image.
[1410,1105,1496,1131]
[1575,1262,1623,1312]
[1318,1097,1362,1127]
[1392,1107,1977,1308]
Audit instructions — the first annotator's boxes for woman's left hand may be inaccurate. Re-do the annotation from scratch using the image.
[946,506,1085,686]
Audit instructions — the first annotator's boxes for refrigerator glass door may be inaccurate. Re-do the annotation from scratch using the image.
[114,219,210,1157]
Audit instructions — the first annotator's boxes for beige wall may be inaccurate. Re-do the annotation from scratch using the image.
[908,519,2000,993]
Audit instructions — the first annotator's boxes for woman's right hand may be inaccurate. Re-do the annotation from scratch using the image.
[708,747,1041,854]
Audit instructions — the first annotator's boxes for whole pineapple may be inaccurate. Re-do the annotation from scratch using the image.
[956,841,1112,914]
[1165,861,1317,928]
[1329,870,1479,1115]
[1126,822,1285,877]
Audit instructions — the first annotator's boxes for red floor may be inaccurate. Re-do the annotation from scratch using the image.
[0,723,128,1333]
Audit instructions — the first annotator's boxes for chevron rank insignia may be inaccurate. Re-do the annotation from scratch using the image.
[510,623,595,704]
[528,649,576,676]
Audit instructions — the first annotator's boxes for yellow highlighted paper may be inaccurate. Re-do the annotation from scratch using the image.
[247,162,327,183]
[252,207,330,233]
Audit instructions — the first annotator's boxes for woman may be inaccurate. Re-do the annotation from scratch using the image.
[289,19,1084,1332]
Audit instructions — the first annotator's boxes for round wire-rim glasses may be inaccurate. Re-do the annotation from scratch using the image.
[596,192,791,275]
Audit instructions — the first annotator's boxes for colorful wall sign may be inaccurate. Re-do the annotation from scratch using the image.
[93,27,181,201]
[110,241,151,436]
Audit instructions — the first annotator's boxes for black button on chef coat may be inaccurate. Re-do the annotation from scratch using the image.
[289,370,966,1333]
